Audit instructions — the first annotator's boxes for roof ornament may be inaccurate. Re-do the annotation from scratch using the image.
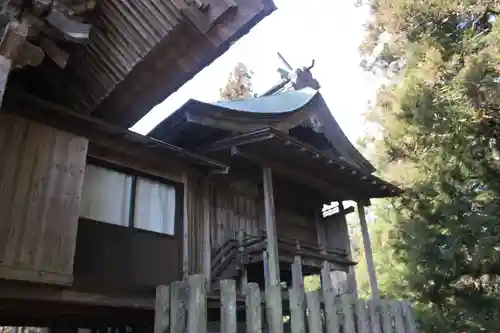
[261,52,320,96]
[0,0,95,105]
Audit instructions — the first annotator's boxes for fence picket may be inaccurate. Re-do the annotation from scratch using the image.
[154,285,170,333]
[170,281,187,333]
[402,302,418,333]
[221,280,237,333]
[355,301,370,333]
[289,288,306,333]
[292,256,304,293]
[367,300,382,333]
[390,301,405,333]
[154,274,418,333]
[321,263,340,333]
[340,294,356,333]
[265,285,283,333]
[378,300,393,333]
[187,275,207,333]
[245,283,262,333]
[305,291,323,333]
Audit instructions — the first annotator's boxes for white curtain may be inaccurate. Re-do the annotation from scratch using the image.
[80,164,132,226]
[134,177,176,235]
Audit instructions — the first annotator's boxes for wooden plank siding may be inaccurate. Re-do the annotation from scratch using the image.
[211,182,262,250]
[184,175,327,277]
[183,178,263,275]
[0,113,88,285]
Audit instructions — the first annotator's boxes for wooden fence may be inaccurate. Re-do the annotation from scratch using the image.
[153,274,418,333]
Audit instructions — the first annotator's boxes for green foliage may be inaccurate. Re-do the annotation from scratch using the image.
[219,62,255,101]
[361,1,500,332]
[304,275,321,292]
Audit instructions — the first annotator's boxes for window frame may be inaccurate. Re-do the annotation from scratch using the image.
[84,156,183,238]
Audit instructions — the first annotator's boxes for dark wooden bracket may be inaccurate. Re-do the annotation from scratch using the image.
[175,0,238,34]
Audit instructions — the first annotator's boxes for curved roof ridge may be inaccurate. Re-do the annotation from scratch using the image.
[207,87,319,114]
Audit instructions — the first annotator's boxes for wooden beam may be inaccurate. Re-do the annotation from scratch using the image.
[235,148,342,200]
[315,211,326,249]
[357,202,380,300]
[202,179,212,290]
[0,283,154,310]
[262,167,280,286]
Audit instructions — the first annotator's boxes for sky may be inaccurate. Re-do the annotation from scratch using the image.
[130,0,383,144]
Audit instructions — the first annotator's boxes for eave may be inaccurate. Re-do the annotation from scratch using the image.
[2,91,228,174]
[202,127,403,200]
[149,88,376,174]
[10,0,276,127]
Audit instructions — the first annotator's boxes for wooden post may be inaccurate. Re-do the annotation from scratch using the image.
[220,280,237,333]
[265,284,283,333]
[237,230,247,293]
[154,285,170,333]
[262,167,280,286]
[202,180,211,291]
[339,201,358,297]
[289,288,306,333]
[305,292,321,333]
[321,262,340,333]
[314,210,326,248]
[291,242,304,293]
[170,281,188,333]
[357,201,380,300]
[182,173,190,278]
[187,275,207,333]
[245,283,262,333]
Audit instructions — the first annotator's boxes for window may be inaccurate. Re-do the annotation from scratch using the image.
[134,177,176,235]
[80,164,177,235]
[80,165,132,226]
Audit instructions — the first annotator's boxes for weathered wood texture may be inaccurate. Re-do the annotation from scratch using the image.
[0,113,88,285]
[211,182,262,251]
[185,176,326,276]
[154,274,419,333]
[18,0,275,127]
[87,144,184,183]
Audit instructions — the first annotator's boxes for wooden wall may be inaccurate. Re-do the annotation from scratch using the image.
[185,175,324,276]
[323,213,350,252]
[210,181,262,250]
[0,113,88,285]
[73,218,181,296]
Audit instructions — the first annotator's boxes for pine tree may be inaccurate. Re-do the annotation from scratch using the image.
[219,62,255,101]
[360,1,500,332]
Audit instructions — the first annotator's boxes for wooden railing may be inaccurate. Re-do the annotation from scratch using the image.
[210,231,352,284]
[154,274,418,333]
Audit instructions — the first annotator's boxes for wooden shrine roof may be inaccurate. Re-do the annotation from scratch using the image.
[150,88,376,174]
[8,0,276,127]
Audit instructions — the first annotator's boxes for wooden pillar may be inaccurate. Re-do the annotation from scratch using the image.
[357,201,380,300]
[314,210,327,248]
[262,167,280,286]
[182,173,190,278]
[202,179,211,290]
[339,202,358,297]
